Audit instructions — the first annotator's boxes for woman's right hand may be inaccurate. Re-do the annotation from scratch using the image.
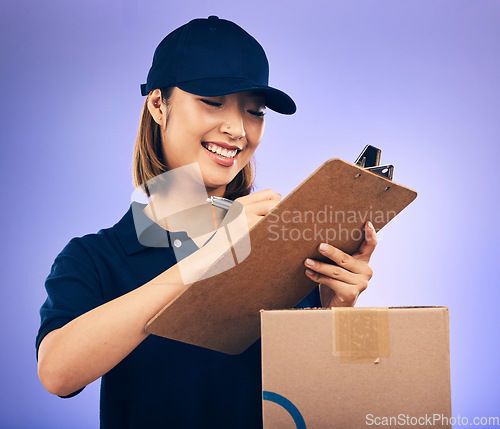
[181,189,281,284]
[234,189,281,230]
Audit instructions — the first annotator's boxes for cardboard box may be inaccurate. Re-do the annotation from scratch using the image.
[261,307,451,428]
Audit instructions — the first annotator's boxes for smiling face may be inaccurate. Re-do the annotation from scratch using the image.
[149,87,266,197]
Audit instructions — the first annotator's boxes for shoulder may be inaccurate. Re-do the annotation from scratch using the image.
[53,227,115,270]
[59,203,137,259]
[50,204,136,277]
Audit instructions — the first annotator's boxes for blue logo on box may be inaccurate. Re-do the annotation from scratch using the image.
[263,391,306,428]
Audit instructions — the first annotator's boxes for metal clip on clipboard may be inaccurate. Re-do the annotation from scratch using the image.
[354,145,394,180]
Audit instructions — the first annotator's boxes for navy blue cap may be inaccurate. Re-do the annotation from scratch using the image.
[141,16,296,115]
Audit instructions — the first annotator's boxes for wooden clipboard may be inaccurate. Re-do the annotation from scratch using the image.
[145,159,417,354]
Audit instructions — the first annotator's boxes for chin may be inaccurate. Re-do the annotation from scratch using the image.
[202,172,238,193]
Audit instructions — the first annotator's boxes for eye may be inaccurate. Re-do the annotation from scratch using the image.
[200,98,222,107]
[248,109,266,117]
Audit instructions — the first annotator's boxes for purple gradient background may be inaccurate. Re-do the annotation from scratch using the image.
[1,0,499,427]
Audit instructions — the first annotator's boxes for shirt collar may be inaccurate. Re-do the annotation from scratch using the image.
[113,201,192,255]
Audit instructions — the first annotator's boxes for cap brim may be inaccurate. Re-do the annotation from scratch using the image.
[176,77,296,115]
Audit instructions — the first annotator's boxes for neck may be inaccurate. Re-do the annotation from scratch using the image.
[205,184,227,198]
[142,181,228,235]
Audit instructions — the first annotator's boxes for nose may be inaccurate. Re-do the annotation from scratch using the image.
[220,106,246,140]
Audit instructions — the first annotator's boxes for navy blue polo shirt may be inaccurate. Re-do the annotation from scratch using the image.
[36,202,321,428]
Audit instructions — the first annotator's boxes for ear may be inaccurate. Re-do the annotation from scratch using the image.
[147,89,165,126]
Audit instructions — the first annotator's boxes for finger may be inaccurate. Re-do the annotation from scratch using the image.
[236,189,278,205]
[305,270,361,305]
[246,198,281,216]
[304,258,357,285]
[353,221,378,262]
[317,243,362,274]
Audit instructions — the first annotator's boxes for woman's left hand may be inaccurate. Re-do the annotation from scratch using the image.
[304,221,377,307]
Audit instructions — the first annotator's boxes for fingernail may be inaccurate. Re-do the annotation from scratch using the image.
[367,221,375,231]
[319,243,329,252]
[275,193,282,200]
[305,268,315,276]
[305,258,315,267]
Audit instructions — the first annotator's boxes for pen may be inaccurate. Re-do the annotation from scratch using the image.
[207,196,234,210]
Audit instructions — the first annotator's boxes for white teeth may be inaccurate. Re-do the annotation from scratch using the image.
[204,143,238,159]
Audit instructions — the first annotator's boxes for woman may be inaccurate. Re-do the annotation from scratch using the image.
[36,16,376,428]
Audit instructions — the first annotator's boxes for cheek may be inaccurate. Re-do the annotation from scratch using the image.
[162,111,211,152]
[246,120,265,149]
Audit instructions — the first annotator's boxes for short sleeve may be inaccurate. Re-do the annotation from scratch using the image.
[35,237,105,358]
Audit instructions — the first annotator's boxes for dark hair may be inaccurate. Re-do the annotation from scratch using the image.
[132,87,255,198]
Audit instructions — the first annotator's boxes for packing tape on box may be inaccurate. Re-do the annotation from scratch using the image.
[332,308,390,364]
